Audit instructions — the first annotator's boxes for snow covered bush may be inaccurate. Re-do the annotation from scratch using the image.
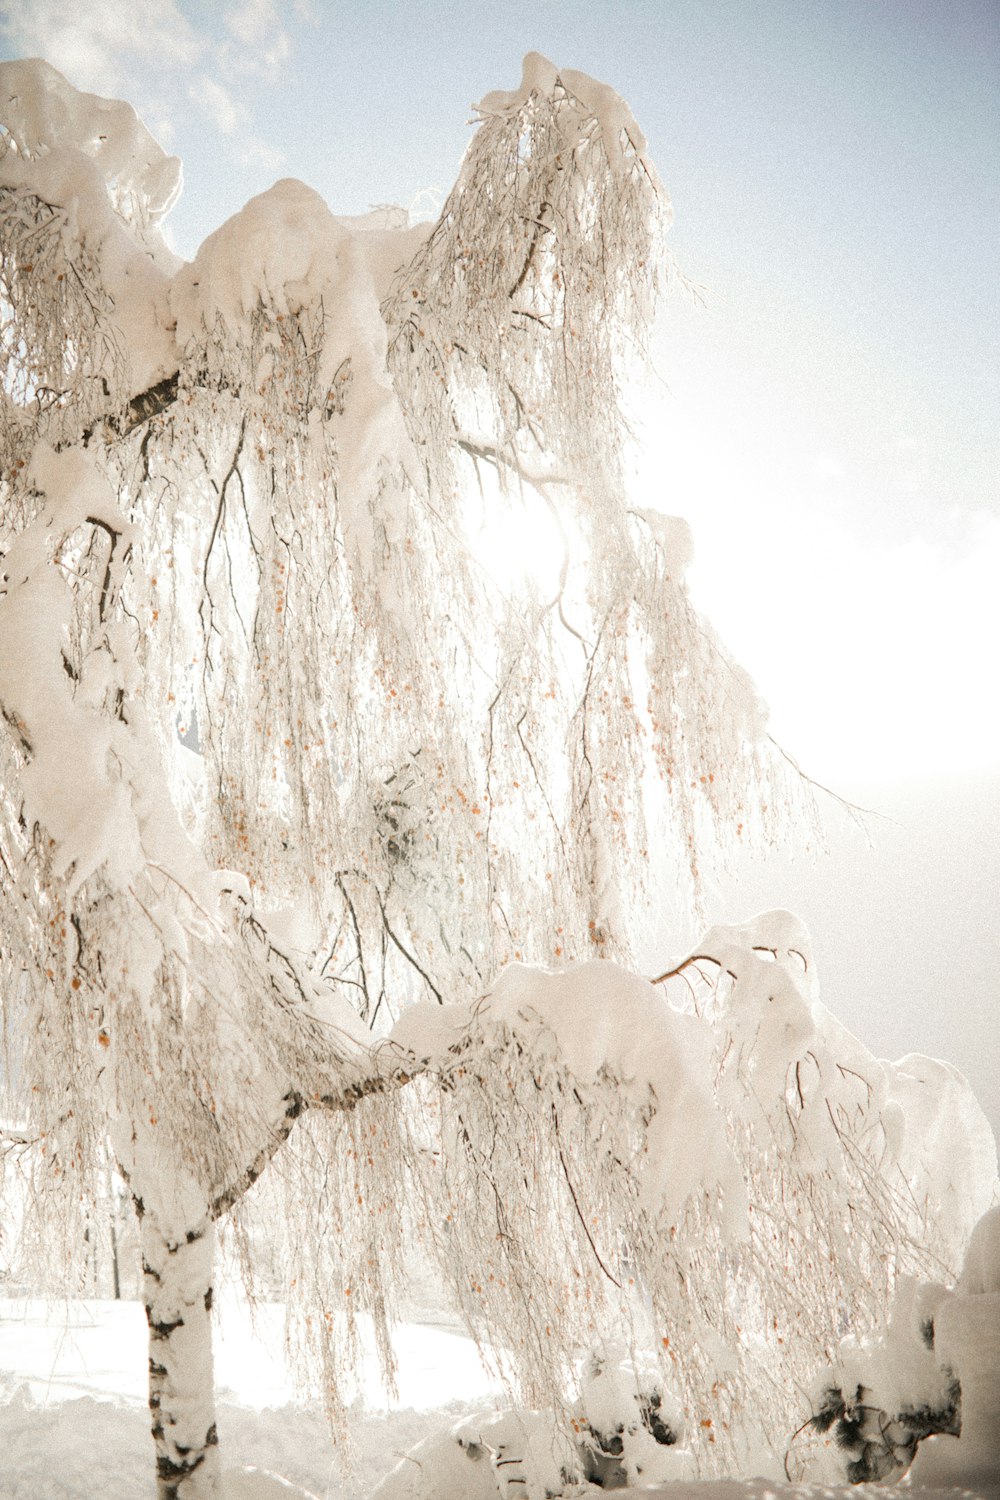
[797,1206,1000,1488]
[1,53,996,1500]
[806,1377,960,1485]
[800,1285,961,1483]
[372,1347,687,1499]
[573,1348,686,1489]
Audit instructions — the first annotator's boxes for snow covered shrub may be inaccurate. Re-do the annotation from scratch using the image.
[573,1347,688,1489]
[371,1409,579,1500]
[796,1206,1000,1486]
[805,1372,960,1484]
[907,1205,1000,1489]
[372,1347,689,1499]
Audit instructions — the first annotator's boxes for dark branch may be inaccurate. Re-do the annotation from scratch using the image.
[119,372,180,436]
[209,1091,304,1221]
[79,373,181,446]
[208,1062,419,1221]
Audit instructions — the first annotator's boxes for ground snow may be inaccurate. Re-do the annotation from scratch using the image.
[1,1295,995,1500]
[0,1293,496,1499]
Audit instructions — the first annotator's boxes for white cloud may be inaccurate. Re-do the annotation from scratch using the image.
[3,0,289,187]
[189,74,283,173]
[0,0,201,95]
[237,134,284,174]
[0,0,310,98]
[194,76,244,138]
[222,0,291,81]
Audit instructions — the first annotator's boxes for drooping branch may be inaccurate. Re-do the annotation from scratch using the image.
[208,1092,305,1221]
[207,1060,421,1222]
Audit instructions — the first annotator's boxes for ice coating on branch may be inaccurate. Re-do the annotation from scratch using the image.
[630,508,694,574]
[889,1053,1000,1267]
[0,57,182,226]
[560,66,659,185]
[474,51,663,194]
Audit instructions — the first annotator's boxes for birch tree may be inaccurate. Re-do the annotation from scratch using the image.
[1,55,994,1499]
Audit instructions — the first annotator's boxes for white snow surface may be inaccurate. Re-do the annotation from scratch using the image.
[169,176,417,576]
[0,445,143,893]
[0,59,181,391]
[0,1292,498,1500]
[1,1293,994,1500]
[487,960,742,1228]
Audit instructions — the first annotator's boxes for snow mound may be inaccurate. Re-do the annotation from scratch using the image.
[390,956,746,1233]
[0,58,180,395]
[170,178,415,573]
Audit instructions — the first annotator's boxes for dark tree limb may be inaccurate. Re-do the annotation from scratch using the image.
[207,1063,419,1221]
[119,372,179,436]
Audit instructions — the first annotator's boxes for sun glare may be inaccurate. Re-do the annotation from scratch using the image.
[463,478,570,601]
[635,366,999,784]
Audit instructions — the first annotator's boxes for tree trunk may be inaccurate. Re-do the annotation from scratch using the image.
[139,1205,221,1500]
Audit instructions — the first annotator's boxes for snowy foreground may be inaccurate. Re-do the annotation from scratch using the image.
[0,1295,994,1500]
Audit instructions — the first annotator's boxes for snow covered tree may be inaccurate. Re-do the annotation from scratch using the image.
[1,55,996,1499]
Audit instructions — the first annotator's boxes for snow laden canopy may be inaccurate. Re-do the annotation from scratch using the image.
[1,55,995,1498]
[0,52,795,1001]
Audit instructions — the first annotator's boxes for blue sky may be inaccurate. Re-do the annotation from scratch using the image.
[2,0,998,780]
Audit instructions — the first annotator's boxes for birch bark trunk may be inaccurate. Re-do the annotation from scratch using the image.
[139,1204,221,1500]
